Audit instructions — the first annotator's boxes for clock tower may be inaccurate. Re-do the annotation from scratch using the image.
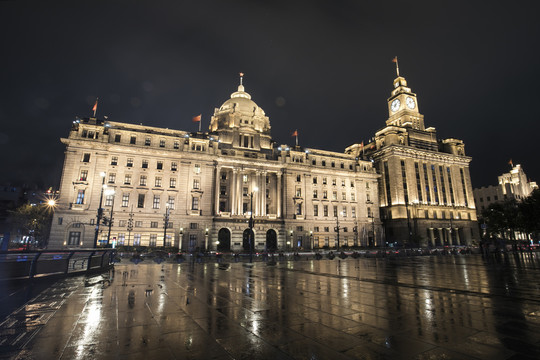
[386,67,425,130]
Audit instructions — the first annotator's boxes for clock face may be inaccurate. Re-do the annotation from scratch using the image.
[406,97,416,109]
[391,99,401,112]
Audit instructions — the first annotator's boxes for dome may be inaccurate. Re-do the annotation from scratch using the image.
[218,84,266,117]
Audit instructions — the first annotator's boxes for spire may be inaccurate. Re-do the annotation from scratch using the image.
[231,72,251,100]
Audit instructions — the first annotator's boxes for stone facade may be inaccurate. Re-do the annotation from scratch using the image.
[49,80,381,250]
[347,74,480,247]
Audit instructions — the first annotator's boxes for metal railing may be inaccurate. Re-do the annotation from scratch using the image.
[0,249,116,280]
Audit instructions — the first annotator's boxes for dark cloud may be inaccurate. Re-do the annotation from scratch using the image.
[0,0,538,188]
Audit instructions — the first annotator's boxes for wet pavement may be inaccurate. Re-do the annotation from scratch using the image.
[2,253,540,359]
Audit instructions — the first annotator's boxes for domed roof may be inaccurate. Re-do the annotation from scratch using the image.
[218,84,265,116]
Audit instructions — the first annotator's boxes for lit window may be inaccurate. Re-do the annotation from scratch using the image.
[194,164,201,174]
[157,161,163,170]
[145,137,151,146]
[108,173,116,184]
[111,156,118,166]
[155,177,162,187]
[171,162,177,171]
[137,194,145,208]
[142,160,148,169]
[193,179,200,189]
[79,170,88,181]
[124,174,132,185]
[167,196,175,209]
[170,178,176,188]
[140,175,147,186]
[153,195,160,209]
[122,194,129,207]
[75,190,85,204]
[192,197,199,210]
[126,158,133,167]
[159,139,165,148]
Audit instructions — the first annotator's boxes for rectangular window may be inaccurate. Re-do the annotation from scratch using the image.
[193,179,200,189]
[82,153,90,163]
[145,137,151,146]
[323,190,328,199]
[76,190,85,204]
[153,195,160,209]
[58,217,63,225]
[322,177,327,185]
[170,178,176,188]
[133,234,141,246]
[117,233,125,245]
[313,190,318,199]
[140,175,147,186]
[342,207,347,217]
[314,204,319,217]
[296,175,301,182]
[332,179,337,186]
[333,206,338,217]
[135,221,142,227]
[342,192,346,201]
[296,203,302,215]
[168,196,175,210]
[105,194,114,206]
[127,158,133,167]
[142,160,148,169]
[149,234,157,247]
[159,139,165,148]
[415,162,423,203]
[130,136,136,144]
[351,193,355,202]
[151,221,158,228]
[342,179,345,187]
[157,161,163,170]
[401,160,408,204]
[351,207,356,218]
[313,177,318,184]
[192,197,199,210]
[122,194,129,207]
[190,223,198,230]
[155,177,162,187]
[194,164,201,174]
[174,141,179,149]
[423,163,431,203]
[108,173,116,184]
[114,134,121,142]
[68,231,81,245]
[137,194,145,208]
[296,187,302,197]
[111,156,118,166]
[119,220,126,227]
[460,168,468,206]
[220,186,226,196]
[79,170,88,181]
[323,205,328,217]
[332,191,337,201]
[171,162,177,171]
[124,174,132,185]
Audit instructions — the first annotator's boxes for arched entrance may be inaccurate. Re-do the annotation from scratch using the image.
[266,229,277,252]
[217,228,231,252]
[243,229,254,252]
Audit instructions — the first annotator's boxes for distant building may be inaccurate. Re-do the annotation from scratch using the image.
[473,164,538,213]
[348,73,479,247]
[49,78,381,250]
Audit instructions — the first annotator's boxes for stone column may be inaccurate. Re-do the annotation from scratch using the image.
[455,228,461,245]
[261,171,267,216]
[277,171,282,218]
[214,165,221,215]
[428,228,435,247]
[447,228,453,246]
[231,169,237,215]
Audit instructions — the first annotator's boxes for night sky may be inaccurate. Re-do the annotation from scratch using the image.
[1,1,538,189]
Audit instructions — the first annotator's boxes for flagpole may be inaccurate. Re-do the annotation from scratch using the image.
[295,130,298,147]
[199,115,201,132]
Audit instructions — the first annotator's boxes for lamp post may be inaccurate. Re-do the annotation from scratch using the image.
[104,188,115,247]
[127,205,134,247]
[248,187,258,263]
[93,172,106,248]
[163,203,170,248]
[335,211,341,251]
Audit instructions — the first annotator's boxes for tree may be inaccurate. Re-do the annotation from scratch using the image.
[519,189,540,241]
[9,204,53,248]
[481,199,522,240]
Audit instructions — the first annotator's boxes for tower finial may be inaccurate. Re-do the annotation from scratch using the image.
[239,72,244,86]
[392,56,399,77]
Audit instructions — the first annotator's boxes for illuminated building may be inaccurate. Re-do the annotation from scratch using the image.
[348,71,480,247]
[49,77,381,250]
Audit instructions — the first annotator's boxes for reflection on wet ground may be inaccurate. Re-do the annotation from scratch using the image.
[2,253,540,359]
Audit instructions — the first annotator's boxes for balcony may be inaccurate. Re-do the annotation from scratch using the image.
[71,203,85,211]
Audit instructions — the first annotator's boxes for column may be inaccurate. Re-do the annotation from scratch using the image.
[428,228,435,247]
[447,228,453,245]
[455,228,461,245]
[214,165,221,215]
[261,170,267,216]
[237,169,244,215]
[231,169,237,215]
[277,171,282,218]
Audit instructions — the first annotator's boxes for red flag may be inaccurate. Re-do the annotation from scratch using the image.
[292,130,298,137]
[192,114,201,122]
[370,144,375,149]
[239,72,244,77]
[392,56,398,63]
[359,141,364,147]
[92,98,98,115]
[508,159,513,166]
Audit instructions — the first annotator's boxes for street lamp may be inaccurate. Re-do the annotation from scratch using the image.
[104,188,116,247]
[163,203,170,248]
[335,211,341,251]
[93,171,106,248]
[248,187,258,263]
